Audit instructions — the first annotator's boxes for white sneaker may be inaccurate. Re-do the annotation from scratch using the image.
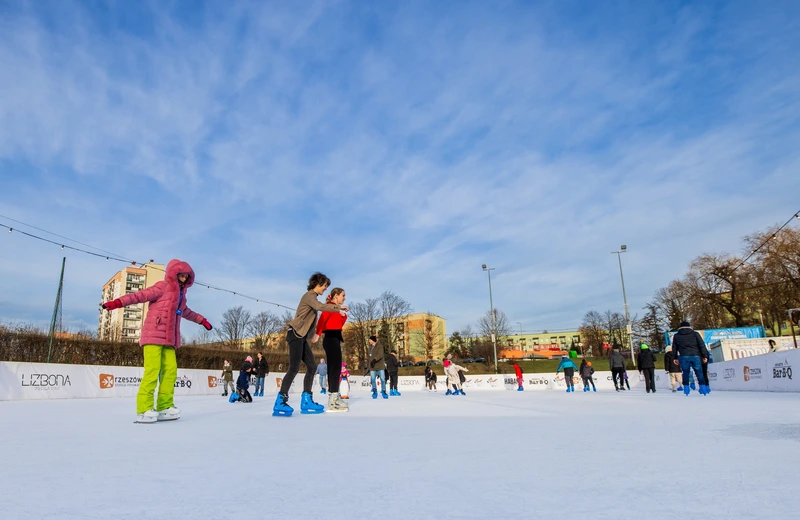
[135,410,159,423]
[157,406,181,421]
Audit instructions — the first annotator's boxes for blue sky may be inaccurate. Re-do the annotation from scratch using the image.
[1,0,798,338]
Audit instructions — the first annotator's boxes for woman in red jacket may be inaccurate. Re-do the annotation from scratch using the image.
[316,288,348,412]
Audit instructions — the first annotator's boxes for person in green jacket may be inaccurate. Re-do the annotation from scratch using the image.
[221,360,235,397]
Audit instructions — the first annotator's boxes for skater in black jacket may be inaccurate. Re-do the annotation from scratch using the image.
[636,344,657,393]
[664,346,683,392]
[234,356,254,403]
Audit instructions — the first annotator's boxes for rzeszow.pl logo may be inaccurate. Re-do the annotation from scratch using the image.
[743,366,762,382]
[99,374,141,389]
[207,376,218,388]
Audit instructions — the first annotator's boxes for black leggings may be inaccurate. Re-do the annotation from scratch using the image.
[322,333,343,393]
[279,330,317,395]
[389,372,398,390]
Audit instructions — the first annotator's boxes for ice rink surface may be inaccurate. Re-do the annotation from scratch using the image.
[3,389,800,519]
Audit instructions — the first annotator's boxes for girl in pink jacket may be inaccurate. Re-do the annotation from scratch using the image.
[102,259,212,423]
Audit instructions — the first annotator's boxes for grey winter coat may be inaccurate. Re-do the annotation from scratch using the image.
[609,351,626,370]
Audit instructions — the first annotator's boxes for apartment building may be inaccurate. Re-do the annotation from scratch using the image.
[98,263,165,343]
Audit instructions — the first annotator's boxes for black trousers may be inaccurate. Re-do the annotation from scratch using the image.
[279,329,317,395]
[389,372,398,390]
[702,361,709,388]
[582,376,595,390]
[611,368,625,388]
[642,368,655,392]
[322,333,343,393]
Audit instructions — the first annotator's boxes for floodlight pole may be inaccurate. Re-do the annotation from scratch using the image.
[611,247,636,368]
[482,264,498,373]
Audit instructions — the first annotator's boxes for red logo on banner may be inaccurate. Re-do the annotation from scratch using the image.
[207,376,218,388]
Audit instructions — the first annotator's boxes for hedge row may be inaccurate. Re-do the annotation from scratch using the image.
[0,329,319,372]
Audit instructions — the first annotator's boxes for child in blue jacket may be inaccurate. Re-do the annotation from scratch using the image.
[555,356,579,393]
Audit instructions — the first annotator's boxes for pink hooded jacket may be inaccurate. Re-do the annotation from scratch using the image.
[117,259,206,348]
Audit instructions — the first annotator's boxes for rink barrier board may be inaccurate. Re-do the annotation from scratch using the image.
[1,349,799,400]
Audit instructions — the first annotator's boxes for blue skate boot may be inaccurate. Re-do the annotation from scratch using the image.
[518,386,524,392]
[690,383,696,391]
[372,389,378,399]
[459,389,466,395]
[321,388,326,395]
[229,392,239,403]
[445,389,452,395]
[394,389,402,396]
[272,393,293,417]
[684,385,691,396]
[381,391,389,399]
[300,392,325,414]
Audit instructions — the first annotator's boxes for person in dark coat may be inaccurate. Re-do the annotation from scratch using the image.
[425,365,438,391]
[386,350,401,396]
[253,352,269,397]
[609,348,626,391]
[367,336,388,399]
[579,359,596,392]
[671,321,710,395]
[663,346,683,392]
[234,356,254,403]
[636,344,657,393]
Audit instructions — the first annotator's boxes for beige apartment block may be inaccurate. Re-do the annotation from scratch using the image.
[98,263,164,343]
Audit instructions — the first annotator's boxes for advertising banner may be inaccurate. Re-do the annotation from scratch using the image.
[0,362,229,401]
[3,351,799,400]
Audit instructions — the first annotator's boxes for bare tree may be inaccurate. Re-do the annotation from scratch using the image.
[216,306,252,349]
[190,328,216,346]
[478,308,511,346]
[579,310,606,357]
[248,310,283,351]
[346,298,380,370]
[378,291,412,359]
[603,310,627,349]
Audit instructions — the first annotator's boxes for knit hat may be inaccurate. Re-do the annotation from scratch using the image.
[680,321,690,328]
[587,361,592,366]
[640,344,649,350]
[245,356,252,363]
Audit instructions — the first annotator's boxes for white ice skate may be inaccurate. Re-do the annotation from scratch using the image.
[157,407,181,421]
[134,410,159,424]
[327,392,349,413]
